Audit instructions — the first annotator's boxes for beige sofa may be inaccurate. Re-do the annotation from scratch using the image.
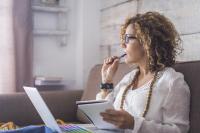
[0,61,200,133]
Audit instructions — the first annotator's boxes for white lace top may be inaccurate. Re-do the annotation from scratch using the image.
[96,67,190,133]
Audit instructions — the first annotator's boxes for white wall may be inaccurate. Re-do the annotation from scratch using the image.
[75,0,101,89]
[100,0,200,61]
[33,0,101,89]
[33,0,76,87]
[137,0,200,61]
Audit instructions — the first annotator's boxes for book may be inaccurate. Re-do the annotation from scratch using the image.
[76,100,120,130]
[35,76,63,82]
[34,76,65,86]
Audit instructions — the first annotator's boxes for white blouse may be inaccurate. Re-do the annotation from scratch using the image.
[96,67,190,133]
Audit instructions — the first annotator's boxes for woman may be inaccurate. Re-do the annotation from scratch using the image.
[97,12,190,133]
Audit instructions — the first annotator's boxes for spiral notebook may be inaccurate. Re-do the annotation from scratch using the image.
[76,100,119,130]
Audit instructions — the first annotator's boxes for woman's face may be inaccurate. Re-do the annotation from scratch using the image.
[121,24,146,65]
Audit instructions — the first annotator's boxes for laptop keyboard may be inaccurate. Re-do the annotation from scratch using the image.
[60,124,92,133]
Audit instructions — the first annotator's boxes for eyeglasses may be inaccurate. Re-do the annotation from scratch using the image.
[124,34,137,44]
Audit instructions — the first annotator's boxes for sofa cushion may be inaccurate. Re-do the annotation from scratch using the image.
[0,90,82,126]
[173,61,200,133]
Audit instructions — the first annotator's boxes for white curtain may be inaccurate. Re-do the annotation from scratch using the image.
[0,0,33,93]
[0,0,16,93]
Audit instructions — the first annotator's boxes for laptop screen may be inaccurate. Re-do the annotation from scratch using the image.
[24,86,62,133]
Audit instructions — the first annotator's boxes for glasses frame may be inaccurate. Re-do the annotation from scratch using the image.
[124,34,137,44]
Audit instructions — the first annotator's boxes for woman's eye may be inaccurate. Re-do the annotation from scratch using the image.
[124,35,137,44]
[125,37,136,44]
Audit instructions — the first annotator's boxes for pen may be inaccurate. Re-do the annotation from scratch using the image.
[107,53,126,64]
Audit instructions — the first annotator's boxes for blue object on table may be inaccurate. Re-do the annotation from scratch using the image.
[0,125,57,133]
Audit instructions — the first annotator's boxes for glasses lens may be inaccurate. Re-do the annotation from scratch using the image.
[125,35,129,44]
[124,34,137,44]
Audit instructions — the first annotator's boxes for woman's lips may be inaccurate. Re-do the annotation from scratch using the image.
[119,53,127,59]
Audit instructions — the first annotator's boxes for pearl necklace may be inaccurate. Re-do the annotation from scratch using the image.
[120,69,158,117]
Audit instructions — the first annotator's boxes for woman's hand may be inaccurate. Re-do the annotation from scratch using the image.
[100,109,134,129]
[101,56,119,83]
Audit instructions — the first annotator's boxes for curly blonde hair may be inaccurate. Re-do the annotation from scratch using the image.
[120,12,182,72]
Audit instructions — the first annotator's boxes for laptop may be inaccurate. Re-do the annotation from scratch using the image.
[23,86,92,133]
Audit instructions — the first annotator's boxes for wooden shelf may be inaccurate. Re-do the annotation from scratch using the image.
[32,5,69,13]
[33,29,69,36]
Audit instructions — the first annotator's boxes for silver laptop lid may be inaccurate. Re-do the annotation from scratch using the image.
[24,86,62,133]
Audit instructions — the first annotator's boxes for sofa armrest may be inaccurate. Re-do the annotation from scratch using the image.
[0,89,83,126]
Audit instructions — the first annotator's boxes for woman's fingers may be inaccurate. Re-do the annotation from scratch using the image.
[104,56,118,65]
[105,109,121,115]
[106,58,112,64]
[103,59,106,64]
[100,109,121,119]
[101,56,119,83]
[100,109,135,129]
[108,58,112,63]
[111,58,119,68]
[100,111,125,128]
[100,112,119,122]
